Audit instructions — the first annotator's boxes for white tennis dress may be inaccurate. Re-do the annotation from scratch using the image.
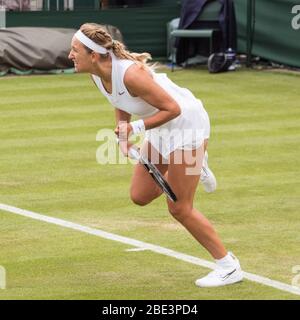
[92,56,210,159]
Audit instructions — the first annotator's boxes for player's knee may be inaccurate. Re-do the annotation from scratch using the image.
[167,201,192,222]
[130,191,151,206]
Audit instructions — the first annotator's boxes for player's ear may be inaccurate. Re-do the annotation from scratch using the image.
[91,51,100,63]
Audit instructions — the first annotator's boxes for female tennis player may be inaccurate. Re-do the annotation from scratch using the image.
[68,23,243,287]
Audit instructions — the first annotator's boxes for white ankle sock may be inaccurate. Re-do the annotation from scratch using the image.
[216,252,236,269]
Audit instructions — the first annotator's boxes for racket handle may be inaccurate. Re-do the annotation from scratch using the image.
[116,138,140,160]
[128,146,140,160]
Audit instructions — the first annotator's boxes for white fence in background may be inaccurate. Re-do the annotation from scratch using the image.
[0,5,5,28]
[0,0,74,11]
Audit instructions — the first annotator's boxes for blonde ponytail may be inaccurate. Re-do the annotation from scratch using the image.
[80,23,152,69]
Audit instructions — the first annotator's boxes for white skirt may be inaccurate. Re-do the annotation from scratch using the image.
[145,98,210,159]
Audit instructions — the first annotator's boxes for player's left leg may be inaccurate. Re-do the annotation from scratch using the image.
[166,145,243,287]
[166,145,226,259]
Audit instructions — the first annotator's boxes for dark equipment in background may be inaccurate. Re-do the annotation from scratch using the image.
[171,0,237,71]
[207,51,233,73]
[108,0,143,7]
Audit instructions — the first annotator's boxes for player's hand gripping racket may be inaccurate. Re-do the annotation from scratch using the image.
[127,147,177,203]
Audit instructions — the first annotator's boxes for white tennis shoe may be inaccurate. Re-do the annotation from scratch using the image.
[195,253,243,288]
[200,151,217,193]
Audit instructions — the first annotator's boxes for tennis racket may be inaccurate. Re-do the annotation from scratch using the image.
[128,147,177,203]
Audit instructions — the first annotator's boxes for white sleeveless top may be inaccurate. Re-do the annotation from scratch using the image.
[91,58,158,119]
[92,56,210,158]
[91,57,202,118]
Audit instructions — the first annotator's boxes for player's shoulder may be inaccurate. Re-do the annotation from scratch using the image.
[124,63,153,87]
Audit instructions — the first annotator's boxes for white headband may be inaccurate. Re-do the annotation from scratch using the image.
[74,30,109,54]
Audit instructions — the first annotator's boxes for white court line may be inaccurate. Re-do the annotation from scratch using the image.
[126,248,149,252]
[1,202,300,297]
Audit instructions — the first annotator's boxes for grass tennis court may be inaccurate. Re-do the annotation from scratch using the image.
[0,68,299,299]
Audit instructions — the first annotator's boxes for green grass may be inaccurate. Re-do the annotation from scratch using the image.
[0,68,300,300]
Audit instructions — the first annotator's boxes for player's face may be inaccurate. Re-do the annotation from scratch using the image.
[69,37,92,73]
